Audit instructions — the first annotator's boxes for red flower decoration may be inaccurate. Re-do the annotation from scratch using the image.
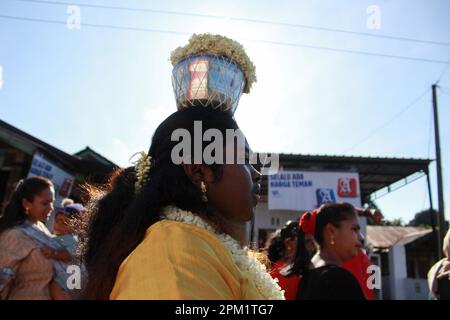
[299,210,318,236]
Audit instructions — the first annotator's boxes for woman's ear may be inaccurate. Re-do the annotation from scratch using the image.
[22,198,31,211]
[182,164,215,184]
[324,223,337,242]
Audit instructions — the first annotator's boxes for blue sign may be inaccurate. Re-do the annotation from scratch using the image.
[316,188,336,206]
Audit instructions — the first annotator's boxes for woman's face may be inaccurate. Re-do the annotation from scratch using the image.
[284,238,298,261]
[206,140,262,224]
[331,215,364,263]
[22,187,55,223]
[304,234,317,257]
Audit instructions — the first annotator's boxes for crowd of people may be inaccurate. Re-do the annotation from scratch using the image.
[0,106,448,300]
[0,33,449,301]
[266,207,374,300]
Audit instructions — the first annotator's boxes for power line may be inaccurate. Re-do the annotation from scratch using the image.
[14,0,225,19]
[0,14,191,35]
[436,64,450,84]
[14,0,450,47]
[344,88,430,153]
[240,37,450,64]
[438,86,450,93]
[370,171,427,202]
[1,14,450,65]
[234,17,450,47]
[437,86,450,97]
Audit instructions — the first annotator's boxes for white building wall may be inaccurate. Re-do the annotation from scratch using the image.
[385,245,431,300]
[251,201,302,245]
[389,245,407,300]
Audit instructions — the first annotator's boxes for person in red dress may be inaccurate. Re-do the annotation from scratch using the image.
[283,203,366,300]
[342,249,375,300]
[266,220,317,300]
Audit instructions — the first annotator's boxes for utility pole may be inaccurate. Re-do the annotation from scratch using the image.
[426,169,439,261]
[432,83,446,259]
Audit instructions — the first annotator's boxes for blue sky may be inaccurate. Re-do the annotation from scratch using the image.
[0,0,449,223]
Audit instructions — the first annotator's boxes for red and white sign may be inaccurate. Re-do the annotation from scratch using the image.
[337,178,358,197]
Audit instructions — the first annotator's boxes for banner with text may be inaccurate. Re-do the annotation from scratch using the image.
[268,171,361,211]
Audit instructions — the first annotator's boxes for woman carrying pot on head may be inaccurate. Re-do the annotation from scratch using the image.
[80,34,284,300]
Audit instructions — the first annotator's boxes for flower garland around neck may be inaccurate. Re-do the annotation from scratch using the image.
[161,206,285,300]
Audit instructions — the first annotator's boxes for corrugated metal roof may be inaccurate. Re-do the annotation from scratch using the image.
[366,226,432,248]
[254,151,431,162]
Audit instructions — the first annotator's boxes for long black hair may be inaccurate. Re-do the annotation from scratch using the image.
[266,220,298,263]
[284,202,357,277]
[0,176,54,234]
[80,106,240,299]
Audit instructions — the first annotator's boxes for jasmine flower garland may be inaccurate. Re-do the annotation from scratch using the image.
[162,206,285,300]
[133,151,152,193]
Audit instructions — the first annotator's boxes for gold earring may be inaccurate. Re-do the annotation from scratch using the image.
[331,237,335,245]
[200,181,208,203]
